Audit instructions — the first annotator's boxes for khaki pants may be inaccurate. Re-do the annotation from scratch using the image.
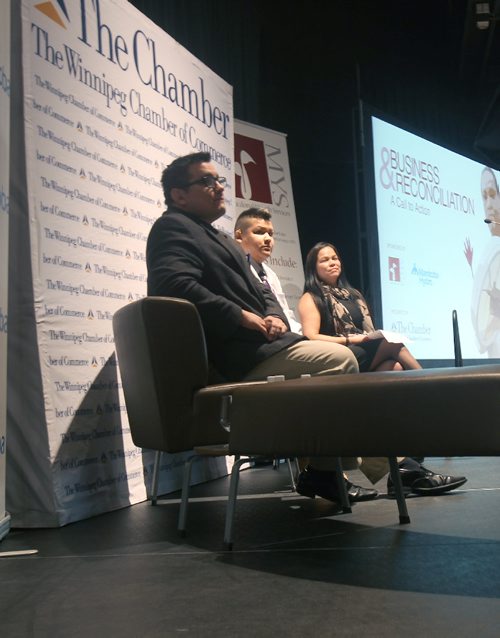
[242,340,389,482]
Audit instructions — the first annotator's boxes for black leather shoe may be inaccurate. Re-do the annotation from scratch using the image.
[345,480,379,502]
[296,467,378,503]
[388,465,467,497]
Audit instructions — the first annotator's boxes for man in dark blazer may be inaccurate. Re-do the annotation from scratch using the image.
[146,151,358,383]
[146,152,382,504]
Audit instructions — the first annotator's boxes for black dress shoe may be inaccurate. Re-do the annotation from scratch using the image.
[345,480,379,502]
[388,465,467,497]
[296,467,378,503]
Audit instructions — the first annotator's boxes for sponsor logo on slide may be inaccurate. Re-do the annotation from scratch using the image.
[411,263,439,287]
[234,134,272,203]
[391,320,431,339]
[388,257,400,282]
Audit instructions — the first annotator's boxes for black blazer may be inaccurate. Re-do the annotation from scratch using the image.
[146,208,303,380]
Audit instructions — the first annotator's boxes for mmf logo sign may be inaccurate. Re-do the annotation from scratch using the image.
[234,134,272,203]
[388,257,400,282]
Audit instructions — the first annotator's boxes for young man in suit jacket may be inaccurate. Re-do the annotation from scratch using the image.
[234,207,302,334]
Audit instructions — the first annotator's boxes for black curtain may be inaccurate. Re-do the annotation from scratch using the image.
[130,0,494,292]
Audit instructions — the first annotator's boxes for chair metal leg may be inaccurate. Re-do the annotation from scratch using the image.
[334,457,352,513]
[388,456,410,524]
[178,454,197,536]
[224,457,250,550]
[286,457,297,491]
[150,450,162,505]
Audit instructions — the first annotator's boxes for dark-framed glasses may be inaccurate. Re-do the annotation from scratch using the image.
[182,174,227,189]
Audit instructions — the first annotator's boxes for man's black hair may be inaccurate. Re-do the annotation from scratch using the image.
[234,207,272,234]
[161,152,211,206]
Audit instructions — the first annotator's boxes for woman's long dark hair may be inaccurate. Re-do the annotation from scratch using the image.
[303,242,360,333]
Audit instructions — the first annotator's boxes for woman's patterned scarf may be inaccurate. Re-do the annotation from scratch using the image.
[320,284,373,336]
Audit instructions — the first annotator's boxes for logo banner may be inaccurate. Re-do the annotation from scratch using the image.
[14,0,233,525]
[233,120,304,314]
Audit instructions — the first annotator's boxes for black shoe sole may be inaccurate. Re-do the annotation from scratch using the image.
[388,478,467,498]
[297,483,379,503]
[411,477,467,496]
[386,486,412,499]
[349,492,379,502]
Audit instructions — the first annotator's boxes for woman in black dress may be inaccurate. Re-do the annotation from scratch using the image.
[298,242,421,372]
[296,242,467,498]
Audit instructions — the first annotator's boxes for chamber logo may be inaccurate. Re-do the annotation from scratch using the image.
[388,257,400,282]
[234,134,272,203]
[35,0,69,28]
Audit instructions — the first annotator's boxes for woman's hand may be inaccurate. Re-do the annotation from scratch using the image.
[347,333,369,345]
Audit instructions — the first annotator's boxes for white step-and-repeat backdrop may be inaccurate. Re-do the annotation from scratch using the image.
[8,0,303,527]
[10,0,232,526]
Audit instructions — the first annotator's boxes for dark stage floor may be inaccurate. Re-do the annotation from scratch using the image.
[1,457,500,637]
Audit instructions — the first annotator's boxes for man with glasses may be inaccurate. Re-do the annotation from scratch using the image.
[146,152,379,503]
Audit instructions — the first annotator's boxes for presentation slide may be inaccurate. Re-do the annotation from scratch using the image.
[369,115,500,361]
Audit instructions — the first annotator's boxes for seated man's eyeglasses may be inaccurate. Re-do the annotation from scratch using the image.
[182,175,227,189]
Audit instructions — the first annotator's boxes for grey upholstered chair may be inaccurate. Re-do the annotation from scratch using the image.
[112,296,307,547]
